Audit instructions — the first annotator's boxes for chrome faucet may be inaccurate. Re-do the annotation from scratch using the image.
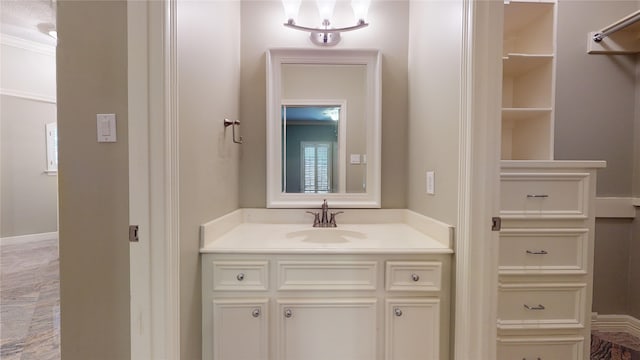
[307,199,343,227]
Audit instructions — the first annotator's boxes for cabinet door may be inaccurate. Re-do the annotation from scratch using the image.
[385,299,440,360]
[277,299,377,360]
[212,299,268,360]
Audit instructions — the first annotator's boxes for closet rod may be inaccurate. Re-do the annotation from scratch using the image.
[593,9,640,42]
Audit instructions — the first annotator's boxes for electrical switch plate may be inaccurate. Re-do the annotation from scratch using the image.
[350,154,361,164]
[97,114,117,142]
[426,171,435,195]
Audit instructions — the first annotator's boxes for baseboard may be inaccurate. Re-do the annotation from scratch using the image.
[0,231,58,246]
[591,313,640,340]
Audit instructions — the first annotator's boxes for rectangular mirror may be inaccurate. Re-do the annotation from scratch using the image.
[267,48,381,208]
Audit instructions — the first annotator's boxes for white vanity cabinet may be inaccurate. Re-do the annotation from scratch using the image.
[202,253,451,360]
[497,161,605,360]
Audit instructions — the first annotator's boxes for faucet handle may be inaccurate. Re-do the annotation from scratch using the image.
[329,211,344,227]
[306,211,320,227]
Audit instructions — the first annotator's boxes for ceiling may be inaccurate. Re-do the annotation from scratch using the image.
[1,0,56,45]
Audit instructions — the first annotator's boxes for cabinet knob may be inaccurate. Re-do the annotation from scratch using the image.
[411,274,420,282]
[284,308,293,318]
[523,304,545,311]
[394,307,403,317]
[236,273,245,281]
[252,308,261,318]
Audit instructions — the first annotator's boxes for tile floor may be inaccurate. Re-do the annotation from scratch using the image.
[0,236,60,360]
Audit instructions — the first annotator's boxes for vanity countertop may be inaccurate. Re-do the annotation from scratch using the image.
[200,209,454,255]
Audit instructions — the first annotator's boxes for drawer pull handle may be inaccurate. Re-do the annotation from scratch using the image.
[411,274,420,282]
[236,273,245,281]
[252,308,261,318]
[524,304,545,311]
[522,358,541,360]
[394,307,403,317]
[284,308,293,318]
[526,194,549,198]
[526,250,548,255]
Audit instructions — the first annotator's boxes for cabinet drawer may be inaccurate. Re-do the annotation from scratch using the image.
[500,172,590,219]
[277,261,377,291]
[499,229,588,275]
[212,261,269,291]
[497,336,584,360]
[497,283,586,329]
[386,261,441,292]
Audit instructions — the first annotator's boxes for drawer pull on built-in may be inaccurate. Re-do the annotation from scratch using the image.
[252,308,261,318]
[523,304,545,311]
[236,273,245,281]
[525,250,548,255]
[526,194,549,198]
[284,308,293,318]
[522,358,541,360]
[411,274,420,282]
[394,307,403,317]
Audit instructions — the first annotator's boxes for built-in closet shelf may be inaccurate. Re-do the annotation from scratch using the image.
[503,54,554,76]
[502,108,552,122]
[587,10,640,54]
[504,1,555,55]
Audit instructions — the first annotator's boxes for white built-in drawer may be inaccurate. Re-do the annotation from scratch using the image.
[497,336,584,360]
[499,229,588,275]
[385,261,442,292]
[497,283,586,330]
[500,172,590,219]
[277,261,377,291]
[212,261,269,291]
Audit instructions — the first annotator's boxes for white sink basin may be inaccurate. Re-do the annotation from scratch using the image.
[286,228,367,244]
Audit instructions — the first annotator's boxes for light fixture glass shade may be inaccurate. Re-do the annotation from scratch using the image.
[351,0,371,22]
[316,0,336,22]
[282,0,302,21]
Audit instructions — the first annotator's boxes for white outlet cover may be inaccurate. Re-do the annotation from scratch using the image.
[426,171,435,195]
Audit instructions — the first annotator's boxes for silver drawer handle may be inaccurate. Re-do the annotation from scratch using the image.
[524,304,545,311]
[252,308,261,318]
[526,250,548,255]
[522,358,541,360]
[236,273,245,281]
[394,307,403,317]
[526,194,549,198]
[411,274,420,282]
[284,308,293,318]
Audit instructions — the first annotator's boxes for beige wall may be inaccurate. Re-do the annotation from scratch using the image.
[555,1,640,319]
[177,1,241,359]
[406,0,462,225]
[57,1,130,359]
[239,0,409,208]
[1,96,58,237]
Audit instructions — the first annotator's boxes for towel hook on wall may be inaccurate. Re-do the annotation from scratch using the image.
[224,118,243,144]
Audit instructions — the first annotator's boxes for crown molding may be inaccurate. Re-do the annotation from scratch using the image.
[0,33,56,56]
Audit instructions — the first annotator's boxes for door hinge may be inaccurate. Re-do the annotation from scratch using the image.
[491,217,502,231]
[129,225,140,242]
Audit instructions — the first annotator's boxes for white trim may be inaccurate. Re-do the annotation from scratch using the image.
[0,33,56,56]
[454,0,502,359]
[0,231,58,246]
[0,88,56,104]
[128,0,152,358]
[633,198,640,207]
[591,313,640,340]
[165,0,181,357]
[595,197,637,218]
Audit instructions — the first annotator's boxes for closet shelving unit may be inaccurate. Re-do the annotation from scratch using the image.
[502,0,555,160]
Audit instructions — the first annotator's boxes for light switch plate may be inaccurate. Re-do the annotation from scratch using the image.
[426,171,435,195]
[97,113,117,142]
[350,154,361,164]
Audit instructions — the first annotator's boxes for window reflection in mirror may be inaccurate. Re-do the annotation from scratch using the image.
[282,105,343,193]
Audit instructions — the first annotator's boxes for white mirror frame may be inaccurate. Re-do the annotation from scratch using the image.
[266,48,382,208]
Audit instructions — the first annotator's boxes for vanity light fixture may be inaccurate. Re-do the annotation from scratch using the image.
[282,0,370,46]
